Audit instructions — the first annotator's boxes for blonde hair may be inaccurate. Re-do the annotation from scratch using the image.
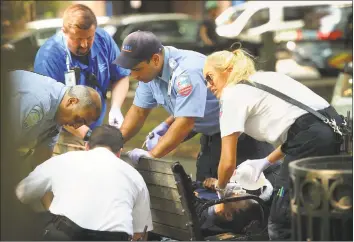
[206,48,256,86]
[63,4,97,31]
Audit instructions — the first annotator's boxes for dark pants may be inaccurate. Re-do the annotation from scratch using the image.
[196,132,275,181]
[42,214,131,241]
[268,106,342,240]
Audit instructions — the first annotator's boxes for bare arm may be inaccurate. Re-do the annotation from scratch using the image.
[120,105,152,143]
[150,117,195,158]
[267,145,285,163]
[164,115,175,126]
[63,125,90,139]
[111,76,130,109]
[199,25,214,46]
[217,132,241,189]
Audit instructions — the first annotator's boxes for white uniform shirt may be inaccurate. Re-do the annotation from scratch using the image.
[220,72,330,146]
[15,147,153,236]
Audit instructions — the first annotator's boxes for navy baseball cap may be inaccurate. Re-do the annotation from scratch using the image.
[114,31,163,69]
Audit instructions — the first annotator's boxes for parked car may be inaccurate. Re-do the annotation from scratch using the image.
[2,13,260,71]
[331,61,353,118]
[215,1,352,76]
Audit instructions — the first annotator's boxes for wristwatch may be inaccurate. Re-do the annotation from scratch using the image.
[215,182,227,198]
[84,129,92,142]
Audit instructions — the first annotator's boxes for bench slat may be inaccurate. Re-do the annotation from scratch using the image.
[139,170,177,188]
[150,197,184,215]
[147,184,181,202]
[152,222,191,241]
[151,209,189,230]
[135,158,174,174]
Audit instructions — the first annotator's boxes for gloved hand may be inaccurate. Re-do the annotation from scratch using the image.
[109,107,124,128]
[216,181,245,199]
[146,132,161,151]
[152,122,170,136]
[127,148,152,165]
[237,157,272,182]
[144,122,170,150]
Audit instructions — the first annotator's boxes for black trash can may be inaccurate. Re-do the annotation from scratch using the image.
[289,155,353,241]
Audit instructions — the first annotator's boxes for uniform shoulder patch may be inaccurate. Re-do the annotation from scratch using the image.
[23,105,44,129]
[176,74,193,96]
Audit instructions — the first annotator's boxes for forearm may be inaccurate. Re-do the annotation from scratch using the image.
[267,146,284,163]
[164,115,175,126]
[217,133,239,189]
[111,76,130,108]
[120,105,151,143]
[150,117,194,158]
[64,125,90,139]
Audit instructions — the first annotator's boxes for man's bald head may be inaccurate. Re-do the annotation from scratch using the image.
[57,85,102,128]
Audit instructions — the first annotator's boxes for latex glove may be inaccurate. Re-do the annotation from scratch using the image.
[109,107,124,128]
[127,148,152,165]
[237,157,272,182]
[216,182,244,199]
[152,122,170,136]
[146,132,161,151]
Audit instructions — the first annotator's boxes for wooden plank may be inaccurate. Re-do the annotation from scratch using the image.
[135,158,174,174]
[152,222,191,241]
[147,185,181,202]
[140,170,177,188]
[150,197,184,215]
[151,209,189,230]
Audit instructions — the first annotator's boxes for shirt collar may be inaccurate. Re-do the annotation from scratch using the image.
[48,85,68,121]
[158,46,171,83]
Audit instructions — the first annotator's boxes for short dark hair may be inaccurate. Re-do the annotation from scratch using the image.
[88,125,124,153]
[63,4,97,31]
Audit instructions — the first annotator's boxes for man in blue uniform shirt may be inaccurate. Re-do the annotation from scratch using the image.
[115,31,276,181]
[34,4,130,154]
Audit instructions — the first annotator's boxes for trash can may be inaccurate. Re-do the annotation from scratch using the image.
[289,155,353,241]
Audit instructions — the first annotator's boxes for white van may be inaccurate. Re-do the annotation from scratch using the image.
[215,1,352,43]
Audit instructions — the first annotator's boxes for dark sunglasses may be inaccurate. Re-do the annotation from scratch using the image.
[205,74,214,85]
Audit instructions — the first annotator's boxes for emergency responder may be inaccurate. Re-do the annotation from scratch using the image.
[203,48,343,240]
[15,125,152,241]
[9,70,101,168]
[34,4,130,155]
[5,70,101,240]
[114,31,276,182]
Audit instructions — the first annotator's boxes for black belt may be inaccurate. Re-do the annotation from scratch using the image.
[51,215,131,241]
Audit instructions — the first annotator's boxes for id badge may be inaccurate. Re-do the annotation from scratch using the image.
[64,70,76,86]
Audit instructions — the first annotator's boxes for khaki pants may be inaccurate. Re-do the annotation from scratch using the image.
[53,130,85,156]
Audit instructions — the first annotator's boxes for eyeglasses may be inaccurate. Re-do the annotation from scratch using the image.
[205,74,214,86]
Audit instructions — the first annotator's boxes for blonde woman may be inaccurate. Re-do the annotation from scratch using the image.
[203,48,343,240]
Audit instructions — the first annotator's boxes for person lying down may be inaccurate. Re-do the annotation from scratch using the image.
[192,168,277,236]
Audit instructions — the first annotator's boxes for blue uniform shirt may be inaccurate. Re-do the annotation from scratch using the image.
[34,27,130,129]
[9,70,67,150]
[134,46,220,135]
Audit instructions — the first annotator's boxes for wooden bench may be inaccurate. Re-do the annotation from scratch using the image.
[52,144,269,240]
[122,154,270,241]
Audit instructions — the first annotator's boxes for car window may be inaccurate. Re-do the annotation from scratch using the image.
[284,5,352,31]
[120,20,199,43]
[244,8,270,30]
[36,28,60,46]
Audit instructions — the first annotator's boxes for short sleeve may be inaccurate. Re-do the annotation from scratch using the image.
[219,86,251,138]
[132,185,153,233]
[34,51,66,84]
[173,71,207,118]
[133,82,158,109]
[105,30,130,82]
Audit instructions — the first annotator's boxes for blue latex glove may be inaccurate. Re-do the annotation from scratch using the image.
[152,122,170,136]
[127,148,152,165]
[146,132,161,151]
[237,157,272,182]
[145,122,169,151]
